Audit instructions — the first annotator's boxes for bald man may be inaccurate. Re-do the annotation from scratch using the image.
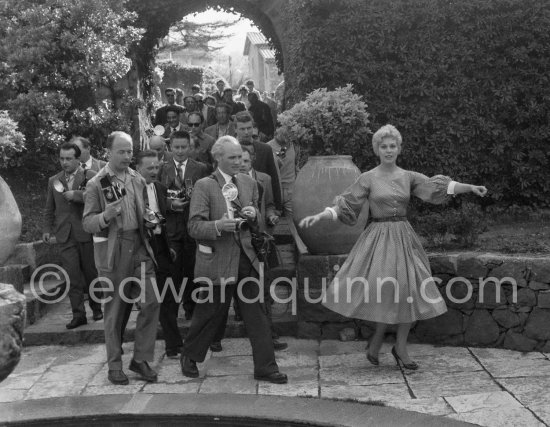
[149,135,172,164]
[83,131,160,386]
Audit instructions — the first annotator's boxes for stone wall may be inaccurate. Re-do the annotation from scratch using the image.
[295,252,550,352]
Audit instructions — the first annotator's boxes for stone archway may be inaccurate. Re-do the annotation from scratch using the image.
[128,0,288,145]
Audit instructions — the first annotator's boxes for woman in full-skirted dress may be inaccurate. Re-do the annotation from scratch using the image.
[300,124,487,369]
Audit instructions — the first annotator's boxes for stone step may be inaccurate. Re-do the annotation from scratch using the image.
[22,296,298,347]
[23,278,67,326]
[0,264,31,293]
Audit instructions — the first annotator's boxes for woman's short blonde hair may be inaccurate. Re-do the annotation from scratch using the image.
[371,124,402,154]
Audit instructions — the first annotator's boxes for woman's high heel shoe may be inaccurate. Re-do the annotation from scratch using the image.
[391,346,418,370]
[366,344,379,366]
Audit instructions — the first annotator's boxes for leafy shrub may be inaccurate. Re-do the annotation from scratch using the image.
[411,202,488,248]
[0,0,141,171]
[278,85,370,164]
[281,0,550,207]
[0,111,25,169]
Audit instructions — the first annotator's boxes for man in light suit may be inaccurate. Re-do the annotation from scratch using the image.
[204,103,237,140]
[83,131,160,386]
[72,136,106,172]
[158,130,208,324]
[180,136,287,384]
[43,142,103,329]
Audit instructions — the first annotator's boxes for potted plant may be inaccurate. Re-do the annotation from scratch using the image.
[278,85,370,255]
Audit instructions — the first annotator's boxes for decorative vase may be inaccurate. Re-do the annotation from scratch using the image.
[0,176,22,265]
[292,155,368,255]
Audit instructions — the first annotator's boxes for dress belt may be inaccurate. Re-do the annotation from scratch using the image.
[371,216,407,223]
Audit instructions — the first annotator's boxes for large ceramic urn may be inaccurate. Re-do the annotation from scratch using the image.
[0,176,24,382]
[292,156,368,255]
[0,176,22,265]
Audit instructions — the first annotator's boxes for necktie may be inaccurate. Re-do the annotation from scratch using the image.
[176,162,184,188]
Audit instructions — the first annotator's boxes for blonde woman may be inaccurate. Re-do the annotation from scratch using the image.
[300,124,487,369]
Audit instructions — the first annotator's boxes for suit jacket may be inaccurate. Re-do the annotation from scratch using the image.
[204,121,237,140]
[158,158,208,219]
[43,168,92,243]
[248,100,275,138]
[189,132,216,171]
[251,169,276,231]
[202,105,217,128]
[251,141,282,210]
[82,166,155,273]
[163,122,186,139]
[188,170,261,285]
[145,181,171,253]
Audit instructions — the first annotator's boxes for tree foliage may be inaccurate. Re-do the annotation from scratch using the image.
[281,0,550,207]
[0,0,141,171]
[158,16,239,54]
[0,111,25,169]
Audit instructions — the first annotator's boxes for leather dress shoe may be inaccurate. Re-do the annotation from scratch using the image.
[129,360,158,382]
[209,341,223,352]
[180,356,199,378]
[108,369,129,385]
[272,340,288,351]
[66,317,87,330]
[92,310,103,321]
[254,371,288,384]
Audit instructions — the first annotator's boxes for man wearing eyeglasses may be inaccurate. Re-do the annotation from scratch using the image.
[187,112,215,172]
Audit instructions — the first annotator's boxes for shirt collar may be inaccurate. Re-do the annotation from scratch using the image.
[218,168,233,184]
[84,158,93,168]
[173,158,187,168]
[105,164,136,178]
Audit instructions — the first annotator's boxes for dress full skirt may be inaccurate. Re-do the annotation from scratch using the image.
[322,221,447,324]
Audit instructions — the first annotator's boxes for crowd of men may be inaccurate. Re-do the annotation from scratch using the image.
[42,79,296,386]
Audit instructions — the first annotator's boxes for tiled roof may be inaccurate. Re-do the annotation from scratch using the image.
[259,47,275,60]
[247,32,268,45]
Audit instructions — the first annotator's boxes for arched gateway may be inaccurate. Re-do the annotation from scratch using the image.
[127,0,287,145]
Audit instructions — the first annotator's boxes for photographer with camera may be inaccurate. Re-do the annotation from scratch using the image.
[180,136,288,384]
[83,131,160,386]
[158,131,208,325]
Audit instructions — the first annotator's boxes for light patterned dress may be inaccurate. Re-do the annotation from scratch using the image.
[322,169,450,324]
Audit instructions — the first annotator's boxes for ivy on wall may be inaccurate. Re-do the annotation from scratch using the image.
[280,0,550,206]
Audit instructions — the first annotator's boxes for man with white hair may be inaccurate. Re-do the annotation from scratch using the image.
[179,136,288,384]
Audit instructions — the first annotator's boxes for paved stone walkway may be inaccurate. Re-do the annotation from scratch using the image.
[1,338,549,426]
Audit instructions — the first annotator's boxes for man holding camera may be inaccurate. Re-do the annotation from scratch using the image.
[158,131,208,327]
[179,136,287,384]
[83,131,160,386]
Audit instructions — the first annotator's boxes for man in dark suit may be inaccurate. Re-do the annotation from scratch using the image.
[43,142,103,329]
[187,112,215,171]
[205,103,237,140]
[134,150,180,358]
[155,88,185,126]
[235,111,282,210]
[248,92,274,140]
[83,131,160,385]
[180,136,287,384]
[163,106,186,140]
[213,79,226,104]
[158,130,208,323]
[71,136,106,173]
[222,88,246,117]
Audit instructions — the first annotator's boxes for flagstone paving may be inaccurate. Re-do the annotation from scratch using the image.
[1,338,549,426]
